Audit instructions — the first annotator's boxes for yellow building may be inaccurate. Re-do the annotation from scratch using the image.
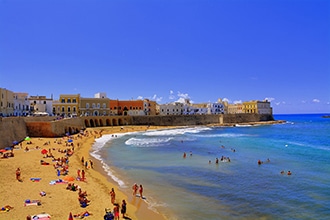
[0,88,14,116]
[53,94,80,117]
[243,100,272,114]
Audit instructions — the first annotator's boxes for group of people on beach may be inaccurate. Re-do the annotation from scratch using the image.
[10,128,144,219]
[108,187,128,219]
[132,183,144,198]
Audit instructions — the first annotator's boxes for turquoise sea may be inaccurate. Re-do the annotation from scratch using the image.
[91,114,330,220]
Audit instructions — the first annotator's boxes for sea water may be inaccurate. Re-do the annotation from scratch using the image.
[91,114,330,220]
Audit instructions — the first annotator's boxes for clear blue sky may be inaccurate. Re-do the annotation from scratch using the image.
[1,0,329,114]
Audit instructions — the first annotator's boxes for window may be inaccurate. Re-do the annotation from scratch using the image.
[44,101,46,104]
[68,107,71,112]
[103,103,106,108]
[61,107,65,112]
[73,99,77,103]
[61,99,65,103]
[86,103,90,109]
[67,98,71,103]
[97,103,100,108]
[92,103,96,108]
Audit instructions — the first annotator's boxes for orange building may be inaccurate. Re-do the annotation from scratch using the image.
[109,99,156,116]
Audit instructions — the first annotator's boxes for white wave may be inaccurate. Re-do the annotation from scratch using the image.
[90,134,128,188]
[144,126,211,136]
[285,141,330,152]
[125,137,174,147]
[235,124,253,127]
[90,150,127,188]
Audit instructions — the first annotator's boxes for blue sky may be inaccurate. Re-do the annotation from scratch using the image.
[0,0,329,114]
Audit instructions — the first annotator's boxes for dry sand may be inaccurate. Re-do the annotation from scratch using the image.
[0,126,170,220]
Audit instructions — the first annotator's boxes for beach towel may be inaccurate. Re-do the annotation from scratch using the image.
[30,178,41,182]
[0,205,13,212]
[24,200,41,206]
[32,213,51,220]
[49,179,68,185]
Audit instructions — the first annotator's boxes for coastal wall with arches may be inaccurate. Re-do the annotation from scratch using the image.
[0,113,275,148]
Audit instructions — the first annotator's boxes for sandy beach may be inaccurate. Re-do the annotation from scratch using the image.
[0,126,169,220]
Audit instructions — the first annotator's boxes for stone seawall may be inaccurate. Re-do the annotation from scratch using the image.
[131,114,222,126]
[25,118,85,138]
[0,117,27,149]
[0,114,275,149]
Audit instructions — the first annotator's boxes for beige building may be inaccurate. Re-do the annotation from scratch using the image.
[0,88,14,116]
[227,103,244,114]
[80,96,110,116]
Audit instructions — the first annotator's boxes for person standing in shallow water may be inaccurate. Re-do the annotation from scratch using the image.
[139,184,143,198]
[132,183,138,196]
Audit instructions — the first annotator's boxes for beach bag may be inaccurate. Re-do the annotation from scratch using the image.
[104,212,114,220]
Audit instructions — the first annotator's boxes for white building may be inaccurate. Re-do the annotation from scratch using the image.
[94,92,107,98]
[13,92,30,116]
[159,102,184,115]
[209,102,225,114]
[29,95,53,116]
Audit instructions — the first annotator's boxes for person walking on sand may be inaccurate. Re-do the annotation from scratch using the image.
[139,184,143,198]
[16,168,21,181]
[110,188,116,204]
[132,183,138,196]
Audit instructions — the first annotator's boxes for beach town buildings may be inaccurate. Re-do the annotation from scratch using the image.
[0,87,273,117]
[52,93,156,117]
[52,94,111,117]
[159,99,225,116]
